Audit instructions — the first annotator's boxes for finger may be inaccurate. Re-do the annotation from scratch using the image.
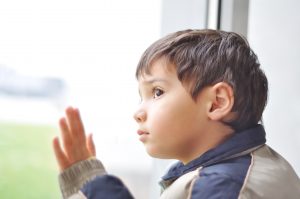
[66,107,86,143]
[52,137,70,171]
[59,117,72,152]
[73,108,86,141]
[87,133,96,156]
[65,106,76,134]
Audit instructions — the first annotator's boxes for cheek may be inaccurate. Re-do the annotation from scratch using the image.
[148,104,173,134]
[145,101,199,158]
[145,105,178,157]
[148,98,197,136]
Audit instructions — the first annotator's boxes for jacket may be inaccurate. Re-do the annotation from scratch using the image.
[58,125,300,199]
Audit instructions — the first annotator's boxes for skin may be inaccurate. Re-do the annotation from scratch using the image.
[52,107,96,171]
[134,59,235,164]
[53,58,235,170]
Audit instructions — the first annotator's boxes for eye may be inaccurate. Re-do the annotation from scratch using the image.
[153,88,164,99]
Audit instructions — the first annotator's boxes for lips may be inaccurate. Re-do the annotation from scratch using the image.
[137,130,149,135]
[137,130,149,142]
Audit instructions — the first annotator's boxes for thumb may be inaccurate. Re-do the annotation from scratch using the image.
[52,137,70,171]
[87,133,96,156]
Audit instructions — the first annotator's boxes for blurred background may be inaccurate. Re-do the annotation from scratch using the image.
[0,0,299,198]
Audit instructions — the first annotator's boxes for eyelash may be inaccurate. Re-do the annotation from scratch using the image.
[152,87,164,99]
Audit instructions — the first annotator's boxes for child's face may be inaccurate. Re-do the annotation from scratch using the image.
[134,59,210,162]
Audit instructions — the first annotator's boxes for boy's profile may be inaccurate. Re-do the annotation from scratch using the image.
[52,29,300,199]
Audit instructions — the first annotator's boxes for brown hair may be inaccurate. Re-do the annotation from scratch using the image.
[136,29,268,131]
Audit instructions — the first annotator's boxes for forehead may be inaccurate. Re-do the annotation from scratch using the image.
[138,58,176,82]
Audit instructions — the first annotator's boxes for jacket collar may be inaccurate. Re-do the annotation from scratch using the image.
[161,124,266,181]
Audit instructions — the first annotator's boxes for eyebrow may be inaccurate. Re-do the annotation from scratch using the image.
[138,78,168,98]
[140,77,168,84]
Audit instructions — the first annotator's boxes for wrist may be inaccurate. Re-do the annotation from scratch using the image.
[59,158,106,198]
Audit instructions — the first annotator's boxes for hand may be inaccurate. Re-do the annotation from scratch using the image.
[52,107,96,171]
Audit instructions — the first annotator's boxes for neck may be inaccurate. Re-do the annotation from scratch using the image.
[180,122,234,165]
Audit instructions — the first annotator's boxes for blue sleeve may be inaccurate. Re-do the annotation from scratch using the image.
[190,173,242,199]
[81,175,134,199]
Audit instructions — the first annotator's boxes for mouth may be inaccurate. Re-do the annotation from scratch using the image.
[137,130,150,142]
[137,130,149,136]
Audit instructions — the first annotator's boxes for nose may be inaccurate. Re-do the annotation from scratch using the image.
[133,110,146,123]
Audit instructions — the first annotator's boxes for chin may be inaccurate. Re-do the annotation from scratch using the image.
[145,146,170,159]
[145,145,159,157]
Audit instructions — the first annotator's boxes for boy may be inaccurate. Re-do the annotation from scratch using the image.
[53,29,300,199]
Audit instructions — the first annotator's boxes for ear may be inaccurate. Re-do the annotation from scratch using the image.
[207,82,234,121]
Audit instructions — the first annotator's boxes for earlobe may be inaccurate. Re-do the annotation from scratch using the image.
[208,82,234,121]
